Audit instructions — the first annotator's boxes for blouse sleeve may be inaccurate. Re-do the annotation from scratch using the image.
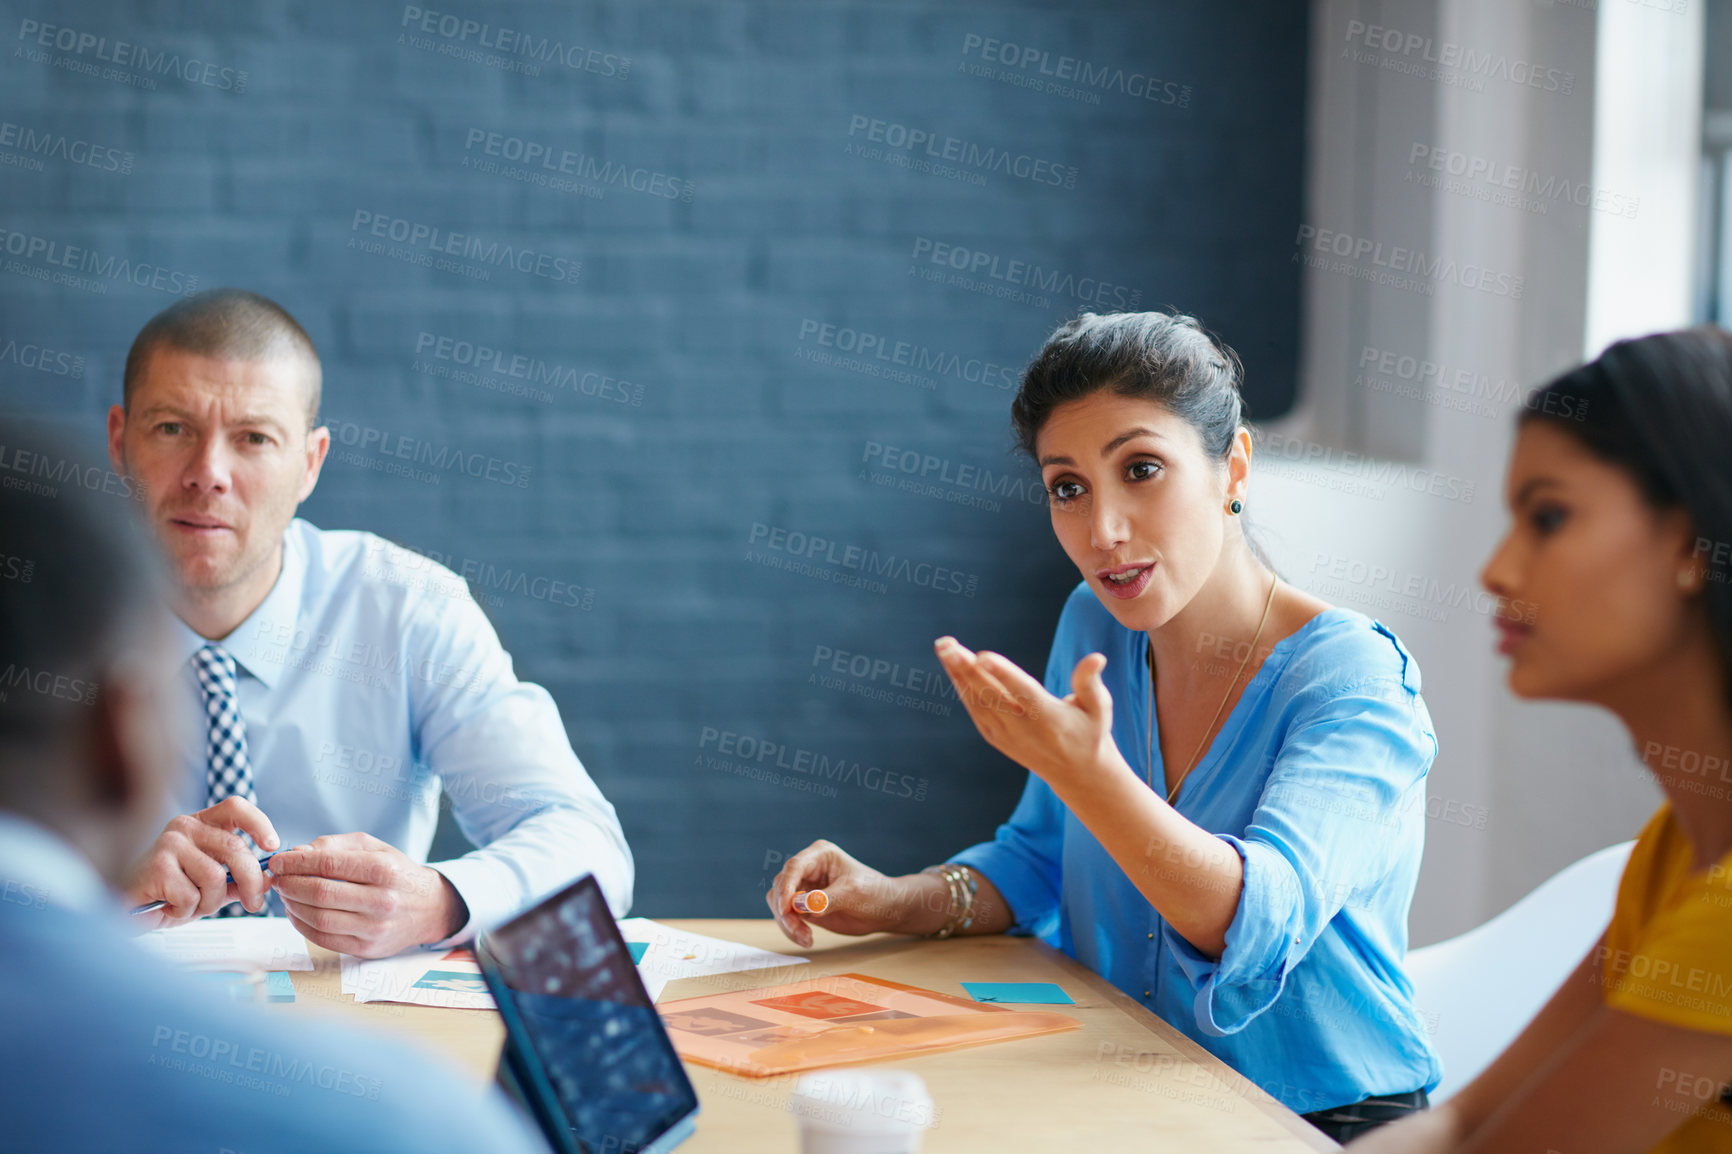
[1603,832,1732,1035]
[1162,673,1437,1035]
[950,775,1066,941]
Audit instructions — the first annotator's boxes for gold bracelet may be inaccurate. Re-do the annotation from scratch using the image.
[921,865,958,938]
[955,864,977,933]
[923,863,978,939]
[921,864,959,937]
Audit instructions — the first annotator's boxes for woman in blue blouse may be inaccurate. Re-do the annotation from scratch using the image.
[767,311,1441,1141]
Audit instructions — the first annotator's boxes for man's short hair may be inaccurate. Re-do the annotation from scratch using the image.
[123,288,322,427]
[0,421,162,754]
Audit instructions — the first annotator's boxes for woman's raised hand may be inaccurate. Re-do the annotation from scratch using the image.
[934,636,1124,793]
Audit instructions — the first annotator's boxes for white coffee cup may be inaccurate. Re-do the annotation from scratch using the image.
[789,1069,935,1154]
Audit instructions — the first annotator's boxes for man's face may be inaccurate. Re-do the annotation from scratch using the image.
[108,347,329,598]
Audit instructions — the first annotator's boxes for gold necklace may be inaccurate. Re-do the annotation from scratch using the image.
[1146,573,1280,805]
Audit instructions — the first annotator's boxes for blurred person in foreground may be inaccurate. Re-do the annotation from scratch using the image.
[107,288,630,956]
[0,424,546,1153]
[769,311,1442,1141]
[1351,328,1732,1152]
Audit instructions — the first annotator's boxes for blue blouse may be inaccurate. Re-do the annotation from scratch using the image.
[952,583,1443,1114]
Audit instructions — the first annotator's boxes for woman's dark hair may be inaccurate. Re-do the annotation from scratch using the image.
[1011,311,1246,461]
[1521,326,1732,702]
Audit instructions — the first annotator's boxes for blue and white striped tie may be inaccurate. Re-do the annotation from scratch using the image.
[192,643,259,917]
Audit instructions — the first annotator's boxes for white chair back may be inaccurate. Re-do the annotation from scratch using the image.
[1407,840,1635,1102]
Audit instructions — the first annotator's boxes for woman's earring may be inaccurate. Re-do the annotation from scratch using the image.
[1679,569,1699,592]
[1229,498,1244,515]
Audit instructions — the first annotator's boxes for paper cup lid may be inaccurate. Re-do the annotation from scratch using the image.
[790,1069,935,1133]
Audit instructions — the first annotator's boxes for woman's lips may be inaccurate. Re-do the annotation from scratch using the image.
[1097,563,1154,601]
[1493,617,1531,656]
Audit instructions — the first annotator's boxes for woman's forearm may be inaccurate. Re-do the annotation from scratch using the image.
[1048,753,1243,957]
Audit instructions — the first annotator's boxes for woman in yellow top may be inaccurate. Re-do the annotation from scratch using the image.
[1352,327,1732,1151]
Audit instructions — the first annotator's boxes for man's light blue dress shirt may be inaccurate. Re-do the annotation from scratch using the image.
[952,582,1443,1114]
[167,518,633,940]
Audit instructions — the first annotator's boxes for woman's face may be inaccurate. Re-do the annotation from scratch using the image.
[1481,420,1700,704]
[1036,392,1243,633]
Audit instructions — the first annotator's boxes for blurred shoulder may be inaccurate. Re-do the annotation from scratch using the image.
[0,908,539,1154]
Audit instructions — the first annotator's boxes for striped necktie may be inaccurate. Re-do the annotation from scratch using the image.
[192,643,260,917]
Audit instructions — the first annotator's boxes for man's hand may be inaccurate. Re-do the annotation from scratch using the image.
[270,833,468,958]
[124,797,281,929]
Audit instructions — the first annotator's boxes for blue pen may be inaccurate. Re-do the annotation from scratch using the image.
[129,852,277,917]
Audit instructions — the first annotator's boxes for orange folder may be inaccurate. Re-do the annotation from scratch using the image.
[658,972,1079,1078]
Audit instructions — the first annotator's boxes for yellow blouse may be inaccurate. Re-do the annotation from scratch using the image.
[1603,804,1732,1151]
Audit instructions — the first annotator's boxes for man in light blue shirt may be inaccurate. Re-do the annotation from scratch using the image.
[0,428,547,1153]
[108,288,631,957]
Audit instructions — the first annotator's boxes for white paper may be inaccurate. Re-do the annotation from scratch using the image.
[140,917,313,972]
[339,947,494,1010]
[333,920,804,1010]
[618,917,807,1000]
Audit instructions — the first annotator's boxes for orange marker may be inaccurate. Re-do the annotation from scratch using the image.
[792,890,829,915]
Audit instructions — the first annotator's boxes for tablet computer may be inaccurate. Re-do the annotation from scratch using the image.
[476,874,699,1154]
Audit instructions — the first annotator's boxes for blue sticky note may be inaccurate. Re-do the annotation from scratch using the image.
[626,942,649,964]
[264,971,296,1003]
[961,981,1073,1005]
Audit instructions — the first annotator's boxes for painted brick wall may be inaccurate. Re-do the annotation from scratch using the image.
[0,1,1306,914]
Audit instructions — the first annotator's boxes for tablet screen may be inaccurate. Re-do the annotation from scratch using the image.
[483,877,697,1154]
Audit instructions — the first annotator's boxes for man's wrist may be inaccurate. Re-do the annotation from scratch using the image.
[423,867,470,943]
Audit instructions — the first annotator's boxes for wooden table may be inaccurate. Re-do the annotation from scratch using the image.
[279,920,1335,1152]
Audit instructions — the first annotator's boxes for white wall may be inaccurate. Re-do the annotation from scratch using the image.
[1584,0,1705,354]
[1275,0,1702,945]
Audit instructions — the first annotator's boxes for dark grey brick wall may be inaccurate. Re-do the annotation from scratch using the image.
[0,2,1306,915]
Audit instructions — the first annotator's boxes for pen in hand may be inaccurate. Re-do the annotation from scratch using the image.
[792,890,829,915]
[129,853,278,917]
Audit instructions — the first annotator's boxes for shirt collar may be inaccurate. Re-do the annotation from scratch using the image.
[169,520,306,689]
[0,810,113,915]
